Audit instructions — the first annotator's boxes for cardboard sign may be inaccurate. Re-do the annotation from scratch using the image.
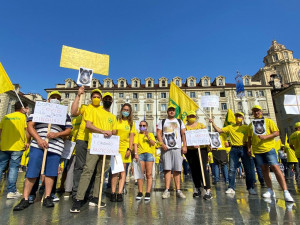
[60,45,109,75]
[284,95,300,114]
[90,133,120,155]
[32,101,68,125]
[133,159,144,179]
[252,119,267,135]
[209,132,222,148]
[110,154,124,174]
[185,129,211,146]
[77,67,93,86]
[201,95,219,108]
[61,140,76,159]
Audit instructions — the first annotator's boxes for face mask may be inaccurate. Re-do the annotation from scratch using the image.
[92,98,100,106]
[236,118,243,123]
[103,101,112,109]
[188,118,196,123]
[258,115,263,119]
[50,99,60,104]
[140,126,147,131]
[122,111,130,117]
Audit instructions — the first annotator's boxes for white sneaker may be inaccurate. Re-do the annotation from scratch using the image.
[262,189,276,198]
[162,189,170,199]
[284,191,294,202]
[225,188,235,194]
[248,188,257,195]
[7,191,22,199]
[176,190,186,199]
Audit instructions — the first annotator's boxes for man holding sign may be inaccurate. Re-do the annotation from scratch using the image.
[14,91,72,211]
[70,104,117,213]
[248,105,294,202]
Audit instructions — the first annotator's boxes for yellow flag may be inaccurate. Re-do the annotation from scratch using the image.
[169,82,199,123]
[0,62,14,94]
[285,134,289,147]
[223,109,236,127]
[60,45,109,75]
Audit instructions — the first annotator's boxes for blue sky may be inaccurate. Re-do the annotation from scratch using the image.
[1,0,299,98]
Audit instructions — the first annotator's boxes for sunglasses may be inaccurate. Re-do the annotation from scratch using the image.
[139,125,146,127]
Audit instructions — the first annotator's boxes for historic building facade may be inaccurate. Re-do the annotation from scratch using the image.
[45,76,275,134]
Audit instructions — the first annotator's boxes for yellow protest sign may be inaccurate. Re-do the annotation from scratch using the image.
[0,62,14,94]
[60,45,109,75]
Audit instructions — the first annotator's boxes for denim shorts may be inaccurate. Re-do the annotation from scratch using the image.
[26,146,61,178]
[139,153,154,162]
[254,149,279,167]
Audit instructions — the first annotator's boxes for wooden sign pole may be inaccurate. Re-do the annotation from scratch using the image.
[98,155,106,209]
[198,147,206,187]
[41,123,51,174]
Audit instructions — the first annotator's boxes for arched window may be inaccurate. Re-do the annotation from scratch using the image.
[162,80,166,87]
[93,81,97,88]
[189,80,194,87]
[120,81,124,88]
[148,80,152,87]
[218,79,223,86]
[106,81,110,87]
[176,80,179,86]
[67,82,71,88]
[245,78,249,86]
[203,79,208,86]
[134,81,138,87]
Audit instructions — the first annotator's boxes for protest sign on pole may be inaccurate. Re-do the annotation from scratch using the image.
[77,67,93,86]
[185,129,211,146]
[201,95,219,131]
[61,140,76,159]
[283,95,300,114]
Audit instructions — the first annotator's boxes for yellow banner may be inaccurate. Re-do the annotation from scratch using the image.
[169,82,199,123]
[0,62,14,94]
[60,45,109,75]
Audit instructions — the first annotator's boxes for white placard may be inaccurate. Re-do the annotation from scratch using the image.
[90,133,120,155]
[110,154,124,174]
[209,132,222,148]
[77,67,93,86]
[185,129,211,146]
[133,159,144,179]
[32,101,68,125]
[61,140,76,159]
[201,95,219,108]
[252,119,267,135]
[284,95,300,114]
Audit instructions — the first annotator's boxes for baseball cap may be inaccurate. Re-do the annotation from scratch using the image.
[91,89,102,95]
[187,110,196,116]
[49,91,62,99]
[295,122,300,129]
[235,112,244,117]
[252,105,262,110]
[102,92,113,98]
[167,104,176,110]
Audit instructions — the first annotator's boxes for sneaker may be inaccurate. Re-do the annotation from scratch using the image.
[70,199,82,213]
[13,198,30,211]
[203,191,213,200]
[50,194,60,202]
[116,193,123,202]
[262,189,276,198]
[43,196,54,208]
[162,189,170,199]
[284,191,294,202]
[7,191,22,199]
[176,190,186,199]
[136,192,143,200]
[110,193,117,202]
[248,188,257,195]
[63,192,71,199]
[28,195,36,204]
[89,197,106,207]
[193,188,201,198]
[144,193,151,201]
[225,188,235,194]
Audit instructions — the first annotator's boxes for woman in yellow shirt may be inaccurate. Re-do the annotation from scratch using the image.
[135,121,155,201]
[185,111,212,200]
[111,103,136,202]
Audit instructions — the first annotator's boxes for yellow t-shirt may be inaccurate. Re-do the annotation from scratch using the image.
[289,131,300,158]
[208,151,214,164]
[155,142,162,163]
[248,118,279,154]
[221,124,248,146]
[76,104,99,141]
[116,120,137,152]
[85,107,117,149]
[71,116,82,142]
[0,112,27,151]
[137,132,155,155]
[285,146,298,163]
[185,122,207,149]
[217,133,230,152]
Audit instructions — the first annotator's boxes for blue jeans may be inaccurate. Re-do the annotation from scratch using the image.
[228,146,255,190]
[0,151,24,192]
[213,164,229,183]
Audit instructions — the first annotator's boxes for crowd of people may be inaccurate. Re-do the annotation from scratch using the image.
[0,87,299,214]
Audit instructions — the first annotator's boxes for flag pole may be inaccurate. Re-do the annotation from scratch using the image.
[13,89,25,108]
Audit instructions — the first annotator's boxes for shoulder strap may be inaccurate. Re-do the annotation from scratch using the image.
[177,118,182,130]
[162,119,166,134]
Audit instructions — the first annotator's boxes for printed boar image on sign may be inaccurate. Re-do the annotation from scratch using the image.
[209,132,222,148]
[77,67,93,86]
[252,119,266,135]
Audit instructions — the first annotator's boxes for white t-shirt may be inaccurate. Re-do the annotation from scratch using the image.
[157,118,185,149]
